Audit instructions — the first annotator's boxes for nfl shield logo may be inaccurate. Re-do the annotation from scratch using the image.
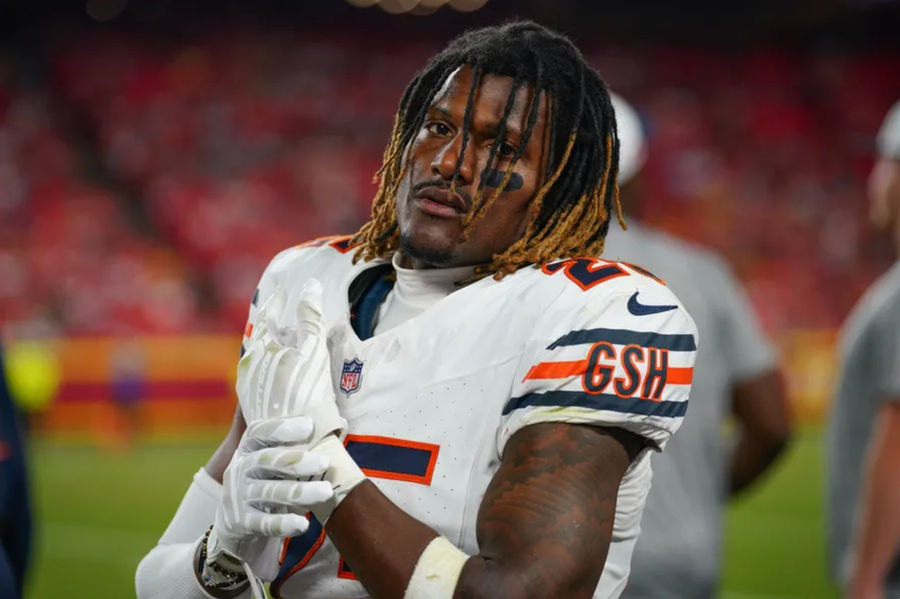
[340,358,364,395]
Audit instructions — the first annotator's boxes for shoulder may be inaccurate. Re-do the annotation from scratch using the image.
[253,235,392,307]
[245,234,378,337]
[259,235,361,284]
[847,261,900,334]
[509,256,698,344]
[499,258,699,453]
[605,221,731,282]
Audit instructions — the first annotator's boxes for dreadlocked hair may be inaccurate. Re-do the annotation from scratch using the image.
[350,20,625,281]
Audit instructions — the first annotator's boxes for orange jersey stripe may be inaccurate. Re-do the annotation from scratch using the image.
[524,360,693,385]
[524,360,588,380]
[668,367,693,385]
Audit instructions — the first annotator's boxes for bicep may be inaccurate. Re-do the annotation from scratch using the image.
[455,423,644,599]
[204,402,246,483]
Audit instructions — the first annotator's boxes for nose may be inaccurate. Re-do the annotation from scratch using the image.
[431,133,474,185]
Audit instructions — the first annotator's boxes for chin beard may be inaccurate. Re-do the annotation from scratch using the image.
[399,231,456,268]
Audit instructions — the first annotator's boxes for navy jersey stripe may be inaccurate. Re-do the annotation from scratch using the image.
[502,390,689,418]
[548,327,696,351]
[345,439,434,480]
[271,515,324,598]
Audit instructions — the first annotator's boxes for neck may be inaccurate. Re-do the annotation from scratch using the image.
[392,253,475,279]
[396,251,483,271]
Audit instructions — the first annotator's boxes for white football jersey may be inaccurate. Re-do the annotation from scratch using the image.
[241,236,698,599]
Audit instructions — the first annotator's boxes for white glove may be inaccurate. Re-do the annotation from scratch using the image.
[228,278,365,552]
[237,279,346,445]
[207,416,333,583]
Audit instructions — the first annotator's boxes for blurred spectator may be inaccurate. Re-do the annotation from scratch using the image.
[1,29,898,337]
[3,341,59,416]
[605,93,792,599]
[0,340,32,598]
[110,339,146,447]
[827,99,900,599]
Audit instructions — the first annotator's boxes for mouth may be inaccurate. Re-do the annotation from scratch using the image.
[414,186,468,219]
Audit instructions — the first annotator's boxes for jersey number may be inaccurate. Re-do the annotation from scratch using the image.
[541,258,628,290]
[273,435,440,593]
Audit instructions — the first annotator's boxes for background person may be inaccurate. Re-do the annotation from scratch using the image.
[0,341,32,599]
[827,99,900,599]
[606,93,792,599]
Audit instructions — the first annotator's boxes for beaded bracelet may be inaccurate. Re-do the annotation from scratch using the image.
[197,526,250,593]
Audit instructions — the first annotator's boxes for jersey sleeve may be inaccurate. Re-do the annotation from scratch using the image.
[499,282,698,455]
[707,257,778,383]
[872,303,900,400]
[240,247,298,356]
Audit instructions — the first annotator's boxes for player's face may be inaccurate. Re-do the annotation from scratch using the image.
[868,157,900,243]
[395,65,550,269]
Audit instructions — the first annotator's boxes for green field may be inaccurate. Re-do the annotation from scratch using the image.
[25,428,838,599]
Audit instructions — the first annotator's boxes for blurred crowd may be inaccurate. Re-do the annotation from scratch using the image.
[0,29,898,337]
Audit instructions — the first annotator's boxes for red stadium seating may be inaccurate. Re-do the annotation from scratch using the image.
[2,31,899,336]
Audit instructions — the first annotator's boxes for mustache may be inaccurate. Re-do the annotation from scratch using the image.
[411,179,473,207]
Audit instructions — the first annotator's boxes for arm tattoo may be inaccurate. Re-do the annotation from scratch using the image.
[455,423,644,599]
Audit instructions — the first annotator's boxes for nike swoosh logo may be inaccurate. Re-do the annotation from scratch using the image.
[627,291,677,316]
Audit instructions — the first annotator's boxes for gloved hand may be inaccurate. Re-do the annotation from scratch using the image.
[206,416,333,583]
[211,277,349,592]
[237,279,346,445]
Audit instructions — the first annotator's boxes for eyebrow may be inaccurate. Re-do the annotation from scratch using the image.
[428,104,523,139]
[428,105,455,121]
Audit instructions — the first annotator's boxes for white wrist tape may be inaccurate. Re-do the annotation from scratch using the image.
[160,468,222,544]
[309,434,367,523]
[403,536,469,599]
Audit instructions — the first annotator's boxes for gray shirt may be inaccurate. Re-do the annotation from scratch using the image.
[827,259,900,592]
[604,222,777,598]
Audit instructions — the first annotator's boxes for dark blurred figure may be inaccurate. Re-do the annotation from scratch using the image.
[110,340,147,449]
[606,94,792,599]
[827,100,900,599]
[0,341,32,598]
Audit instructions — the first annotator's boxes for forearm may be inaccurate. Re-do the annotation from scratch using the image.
[136,539,214,599]
[728,429,789,495]
[326,480,551,599]
[136,468,227,599]
[324,423,637,599]
[847,404,900,597]
[137,539,252,599]
[326,480,442,598]
[729,371,792,495]
[137,467,257,599]
[325,475,575,599]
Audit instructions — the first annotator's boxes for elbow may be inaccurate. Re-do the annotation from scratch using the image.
[134,542,202,599]
[758,422,793,463]
[765,431,790,462]
[134,549,155,599]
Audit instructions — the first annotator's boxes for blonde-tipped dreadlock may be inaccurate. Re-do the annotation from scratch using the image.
[350,21,625,281]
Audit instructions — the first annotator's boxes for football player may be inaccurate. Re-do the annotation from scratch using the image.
[136,21,698,599]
